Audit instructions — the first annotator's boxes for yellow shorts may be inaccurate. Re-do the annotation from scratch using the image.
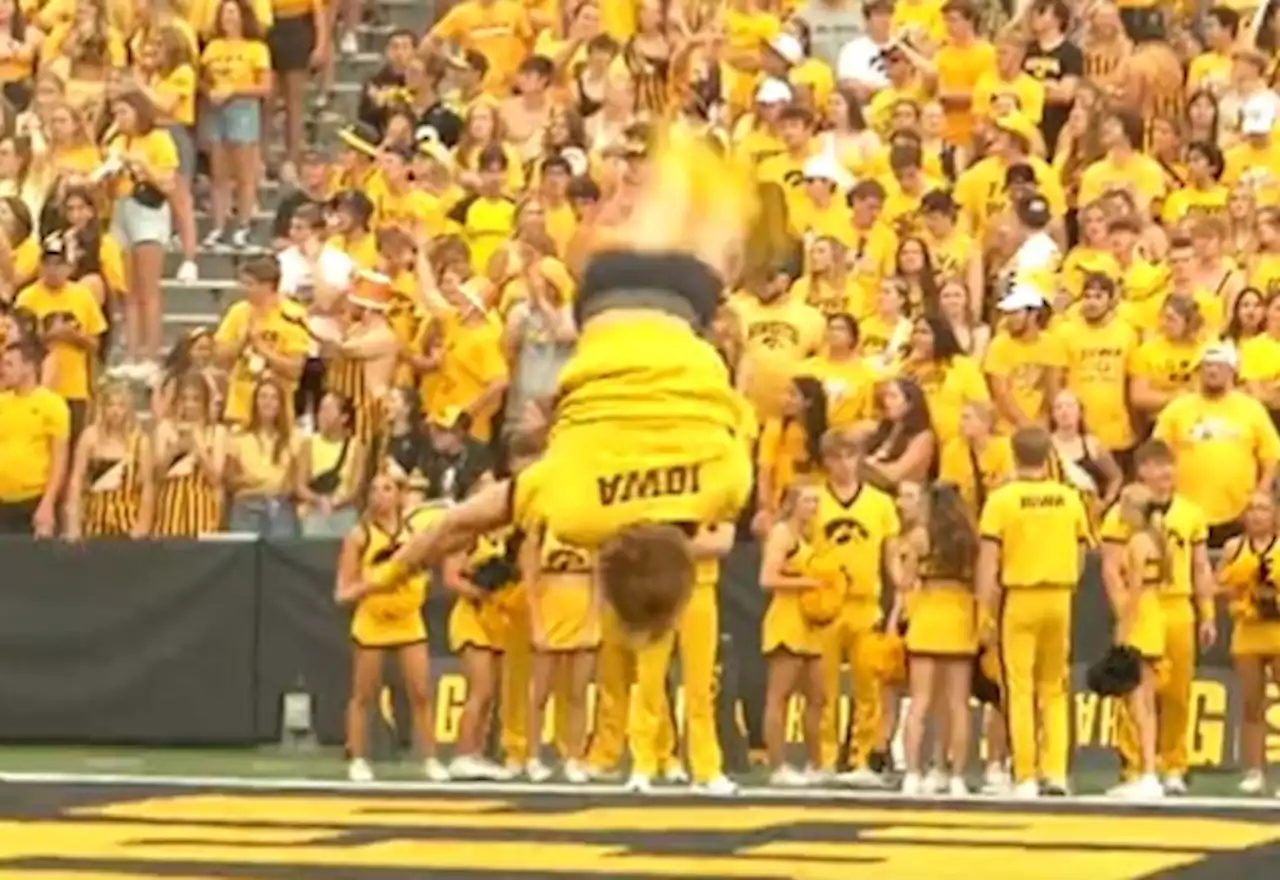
[448,597,505,653]
[512,318,753,546]
[763,592,821,657]
[1231,619,1280,658]
[351,601,426,649]
[1124,590,1166,661]
[906,586,978,657]
[536,579,601,652]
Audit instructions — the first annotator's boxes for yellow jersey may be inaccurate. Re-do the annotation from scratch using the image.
[1098,494,1207,597]
[978,478,1093,588]
[808,481,901,601]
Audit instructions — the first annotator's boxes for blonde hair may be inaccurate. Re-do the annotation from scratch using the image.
[1119,483,1170,583]
[92,381,137,435]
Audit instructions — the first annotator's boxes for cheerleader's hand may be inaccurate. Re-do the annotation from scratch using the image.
[1198,617,1218,650]
[335,579,368,605]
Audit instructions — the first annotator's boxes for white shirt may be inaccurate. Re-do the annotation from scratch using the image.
[836,36,890,90]
[277,244,355,297]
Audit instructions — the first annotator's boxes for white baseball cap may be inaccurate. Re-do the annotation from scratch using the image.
[997,285,1046,312]
[1200,342,1239,370]
[768,33,804,66]
[1242,94,1277,136]
[755,78,793,105]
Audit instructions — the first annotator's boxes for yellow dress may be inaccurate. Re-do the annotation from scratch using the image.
[905,552,978,657]
[1122,537,1167,661]
[761,538,821,657]
[1218,537,1280,658]
[535,532,601,652]
[351,518,428,648]
[447,531,517,653]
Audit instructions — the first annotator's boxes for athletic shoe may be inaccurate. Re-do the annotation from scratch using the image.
[563,760,590,785]
[662,762,690,784]
[981,764,1012,794]
[1107,775,1164,801]
[1239,771,1266,795]
[526,759,553,783]
[423,758,450,782]
[625,773,653,794]
[449,755,511,781]
[230,227,252,251]
[692,776,740,797]
[347,758,374,783]
[769,765,811,788]
[1162,773,1188,796]
[900,772,924,796]
[584,764,622,782]
[1011,780,1041,800]
[947,776,970,797]
[836,767,889,789]
[176,260,198,283]
[805,766,836,786]
[922,768,948,795]
[1041,779,1071,797]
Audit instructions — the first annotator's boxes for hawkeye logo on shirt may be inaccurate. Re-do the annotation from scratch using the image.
[1187,417,1243,442]
[545,548,591,573]
[1023,57,1063,79]
[747,321,801,350]
[824,518,869,544]
[597,465,702,506]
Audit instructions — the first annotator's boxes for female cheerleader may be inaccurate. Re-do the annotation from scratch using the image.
[335,472,447,783]
[63,381,153,540]
[1106,484,1167,801]
[760,482,827,787]
[900,482,979,796]
[151,373,224,537]
[1217,491,1280,796]
[522,529,601,783]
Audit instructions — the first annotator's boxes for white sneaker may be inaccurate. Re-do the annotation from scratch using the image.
[836,766,888,789]
[1239,771,1266,795]
[1162,773,1188,796]
[584,764,622,782]
[449,754,511,781]
[423,758,450,782]
[662,762,690,784]
[769,765,811,788]
[922,767,948,795]
[175,260,198,283]
[1108,774,1165,801]
[340,30,359,56]
[563,760,590,785]
[347,758,374,783]
[981,764,1012,795]
[947,775,970,797]
[900,772,924,796]
[692,775,740,797]
[1011,780,1041,800]
[625,773,653,794]
[526,758,553,783]
[805,765,836,786]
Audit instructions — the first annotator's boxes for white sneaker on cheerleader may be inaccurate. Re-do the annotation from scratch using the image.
[900,772,924,796]
[662,762,690,784]
[1162,773,1188,796]
[836,767,888,789]
[805,766,836,786]
[1108,775,1164,801]
[526,759,554,783]
[922,768,948,795]
[1239,771,1266,795]
[947,776,970,797]
[1011,780,1041,800]
[423,758,450,782]
[563,760,590,785]
[347,758,374,783]
[692,775,740,797]
[981,764,1012,795]
[769,765,810,788]
[625,773,654,794]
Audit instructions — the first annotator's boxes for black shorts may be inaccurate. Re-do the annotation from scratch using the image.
[268,14,317,73]
[0,497,39,535]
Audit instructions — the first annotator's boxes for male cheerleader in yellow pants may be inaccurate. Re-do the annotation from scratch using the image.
[811,430,903,783]
[978,426,1093,799]
[367,132,759,641]
[1101,440,1216,795]
[628,523,738,795]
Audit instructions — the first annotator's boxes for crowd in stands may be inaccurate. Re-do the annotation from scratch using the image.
[0,0,1278,798]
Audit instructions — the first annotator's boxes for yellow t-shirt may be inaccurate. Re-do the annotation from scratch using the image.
[229,428,298,497]
[428,0,533,91]
[972,72,1045,125]
[0,386,70,502]
[979,478,1093,587]
[808,481,901,602]
[732,293,826,418]
[104,130,178,199]
[933,40,997,145]
[982,330,1069,430]
[201,38,271,94]
[214,299,312,424]
[189,0,274,35]
[898,354,990,447]
[14,280,107,402]
[426,315,509,442]
[273,0,318,19]
[1130,334,1206,406]
[375,187,446,237]
[449,194,517,275]
[1160,184,1229,227]
[797,354,877,427]
[1240,333,1280,385]
[1223,141,1280,207]
[150,64,198,128]
[1098,494,1207,597]
[938,434,1014,518]
[1078,153,1168,213]
[1054,315,1138,452]
[1153,390,1280,525]
[954,155,1066,242]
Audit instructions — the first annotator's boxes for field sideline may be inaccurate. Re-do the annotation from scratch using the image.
[0,748,1277,879]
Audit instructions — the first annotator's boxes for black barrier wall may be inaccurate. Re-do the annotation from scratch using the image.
[0,538,1276,771]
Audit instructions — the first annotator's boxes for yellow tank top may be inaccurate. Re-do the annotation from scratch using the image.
[361,519,427,615]
[1219,536,1280,620]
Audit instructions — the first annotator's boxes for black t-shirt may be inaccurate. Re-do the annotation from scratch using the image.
[358,65,409,132]
[1023,37,1084,156]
